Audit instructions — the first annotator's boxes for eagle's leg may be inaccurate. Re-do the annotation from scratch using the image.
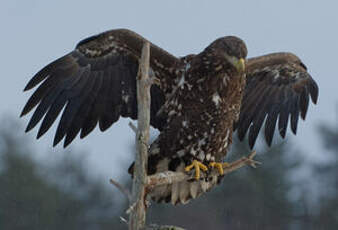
[209,162,230,175]
[185,160,208,180]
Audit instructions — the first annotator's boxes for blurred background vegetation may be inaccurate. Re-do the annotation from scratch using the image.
[0,116,337,230]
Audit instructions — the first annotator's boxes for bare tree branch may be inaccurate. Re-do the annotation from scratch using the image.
[109,178,131,202]
[129,122,138,134]
[146,151,259,190]
[129,42,151,230]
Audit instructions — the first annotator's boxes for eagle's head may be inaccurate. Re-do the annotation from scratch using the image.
[202,36,247,74]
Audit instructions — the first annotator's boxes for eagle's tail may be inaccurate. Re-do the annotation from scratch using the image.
[129,154,223,205]
[150,157,223,205]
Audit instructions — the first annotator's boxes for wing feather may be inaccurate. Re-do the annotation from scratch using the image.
[237,85,271,141]
[290,94,300,134]
[62,72,102,147]
[21,63,78,117]
[299,88,309,120]
[22,29,177,147]
[23,55,74,91]
[25,67,84,132]
[98,68,115,131]
[53,68,94,146]
[247,88,276,148]
[264,105,279,146]
[235,52,318,148]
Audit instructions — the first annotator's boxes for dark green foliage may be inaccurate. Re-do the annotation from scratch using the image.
[311,124,338,229]
[0,119,126,230]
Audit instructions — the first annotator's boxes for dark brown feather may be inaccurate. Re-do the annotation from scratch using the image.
[23,54,74,91]
[22,29,178,147]
[235,52,319,148]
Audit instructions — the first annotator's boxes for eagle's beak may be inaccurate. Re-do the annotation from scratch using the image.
[224,54,246,73]
[235,58,245,73]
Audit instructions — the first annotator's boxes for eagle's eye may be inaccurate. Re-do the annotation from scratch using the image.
[220,36,248,60]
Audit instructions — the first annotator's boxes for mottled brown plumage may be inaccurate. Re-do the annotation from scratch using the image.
[236,53,318,148]
[21,29,318,204]
[144,37,247,203]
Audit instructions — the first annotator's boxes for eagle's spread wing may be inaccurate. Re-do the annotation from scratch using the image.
[234,52,319,148]
[21,29,178,147]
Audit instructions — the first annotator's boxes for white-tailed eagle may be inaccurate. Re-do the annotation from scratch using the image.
[21,29,318,204]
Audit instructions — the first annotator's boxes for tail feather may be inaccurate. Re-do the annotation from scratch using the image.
[151,157,171,203]
[149,157,221,205]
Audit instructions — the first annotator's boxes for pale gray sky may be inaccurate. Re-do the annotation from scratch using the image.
[0,0,337,182]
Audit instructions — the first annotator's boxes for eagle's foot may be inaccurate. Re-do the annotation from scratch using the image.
[185,160,208,180]
[209,162,230,175]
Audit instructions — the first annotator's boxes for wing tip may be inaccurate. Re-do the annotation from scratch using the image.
[309,78,319,105]
[249,141,254,149]
[20,104,33,118]
[279,127,287,139]
[25,120,36,133]
[291,124,298,135]
[52,138,60,147]
[36,127,47,139]
[23,83,34,92]
[265,132,274,147]
[23,86,30,92]
[63,140,71,148]
[20,110,26,118]
[24,125,32,133]
[53,128,65,148]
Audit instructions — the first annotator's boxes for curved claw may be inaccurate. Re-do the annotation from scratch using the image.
[185,160,208,180]
[209,162,229,175]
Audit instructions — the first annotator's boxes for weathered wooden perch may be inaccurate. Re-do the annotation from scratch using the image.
[147,151,259,190]
[129,42,151,230]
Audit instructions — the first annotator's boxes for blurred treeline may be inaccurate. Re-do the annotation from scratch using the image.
[0,118,337,230]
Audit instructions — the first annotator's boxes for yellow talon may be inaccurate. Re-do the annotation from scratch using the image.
[185,160,208,180]
[209,162,230,175]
